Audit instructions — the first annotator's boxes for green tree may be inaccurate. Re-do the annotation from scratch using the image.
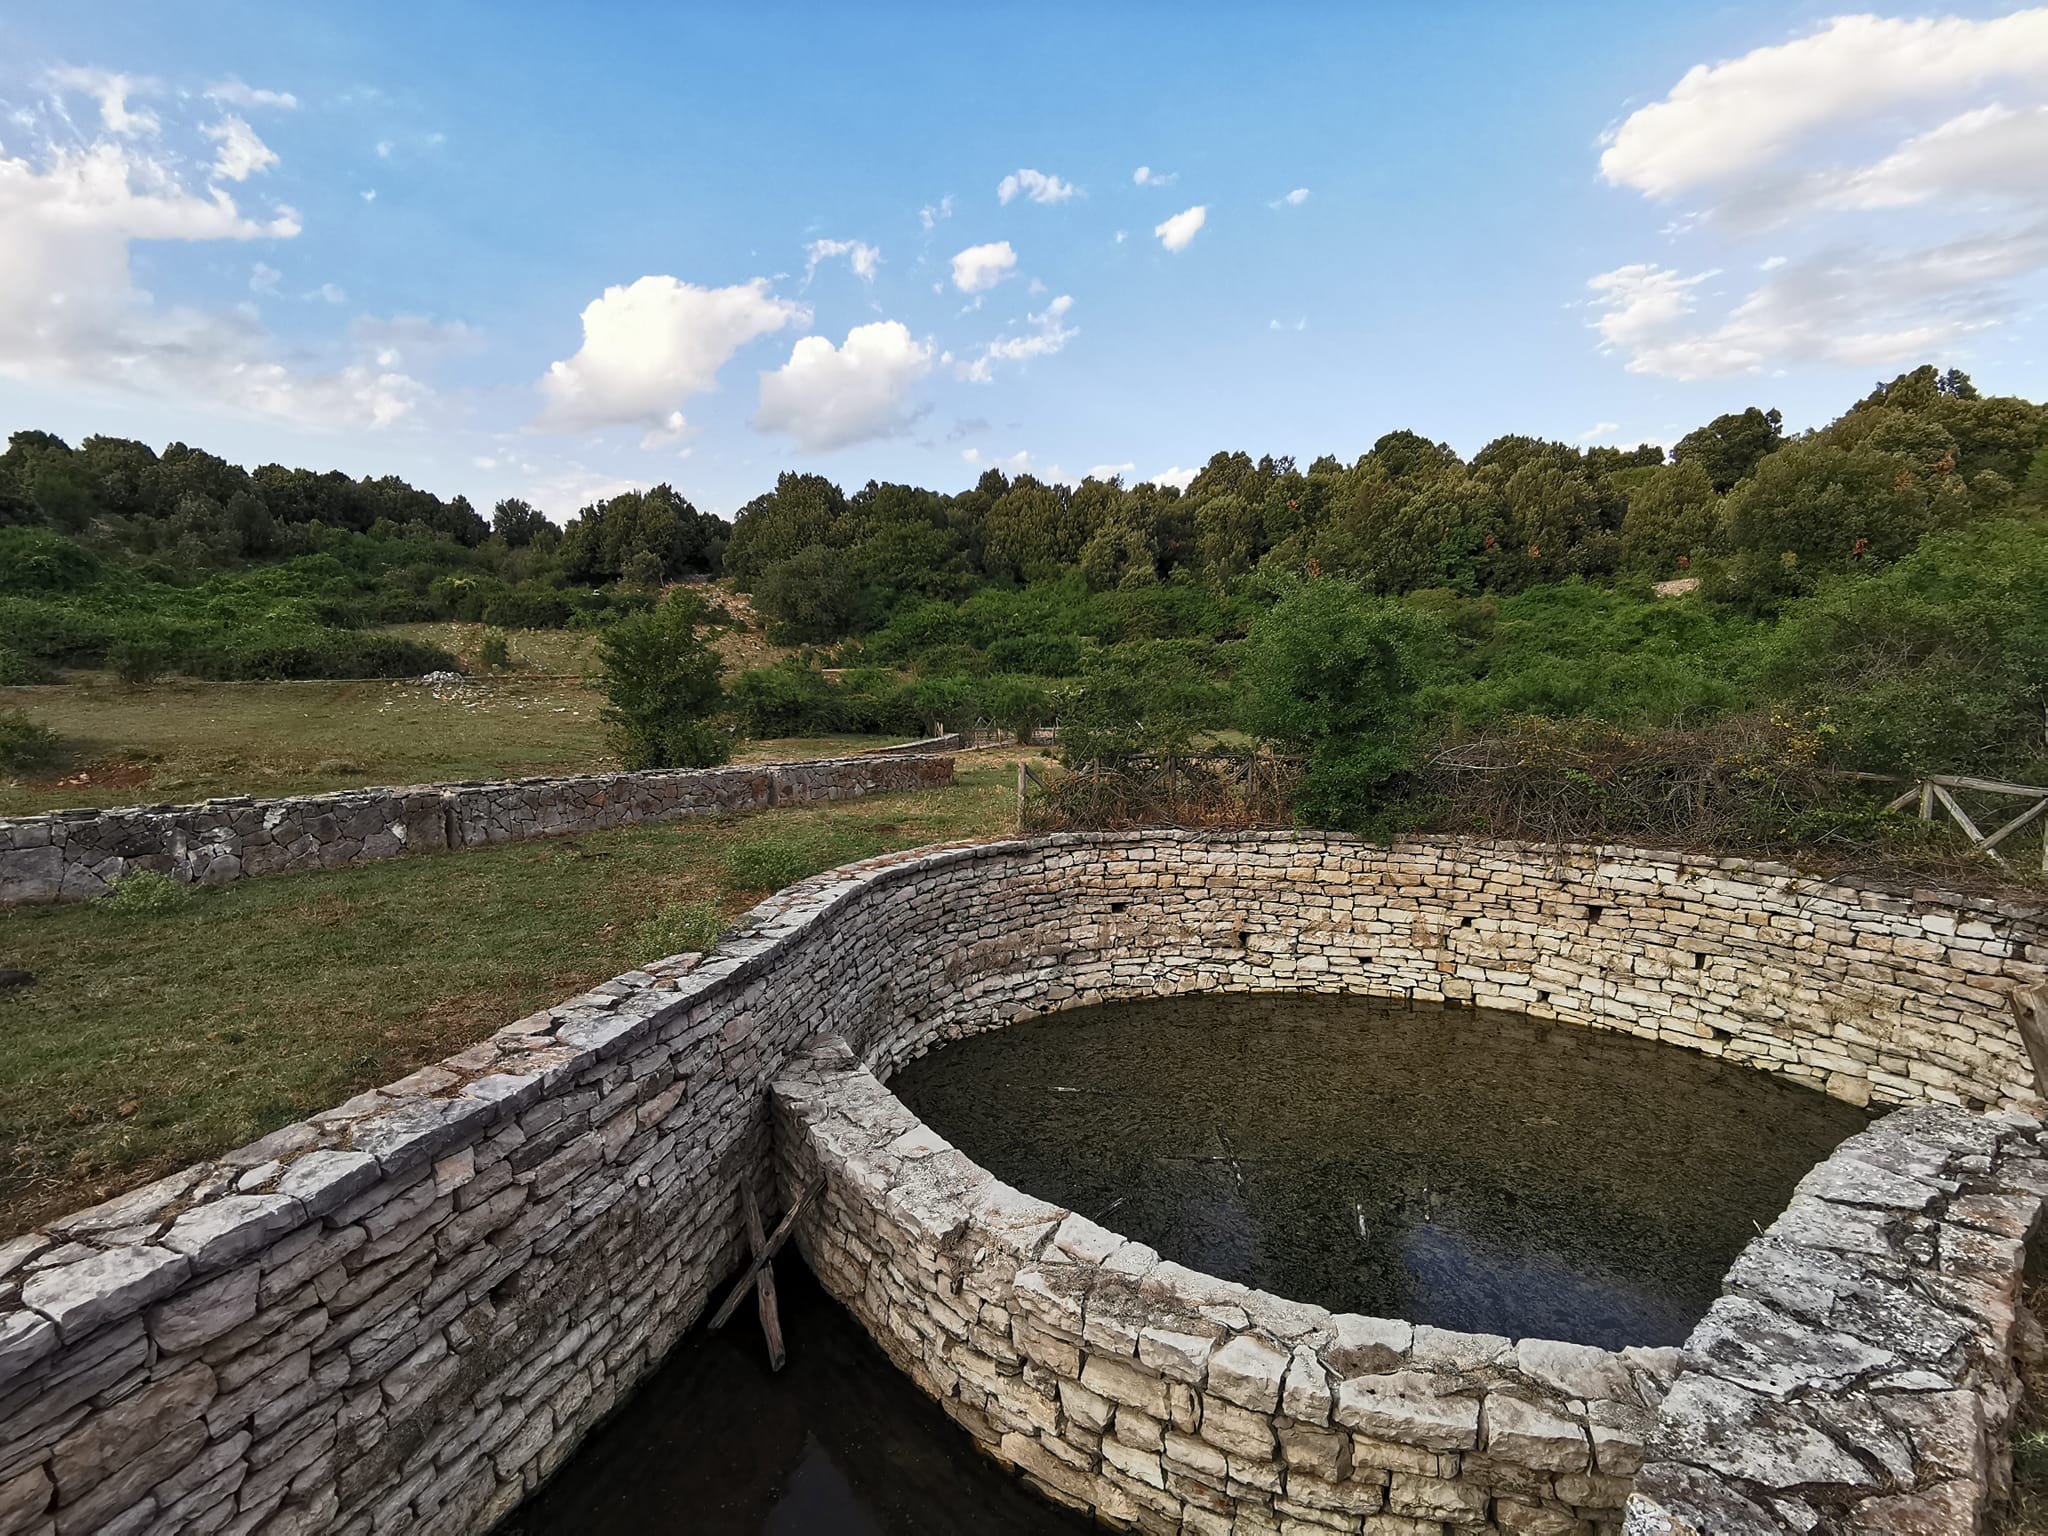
[594,592,730,769]
[754,545,859,642]
[1237,579,1444,834]
[1618,460,1720,574]
[1672,407,1784,492]
[1058,642,1226,763]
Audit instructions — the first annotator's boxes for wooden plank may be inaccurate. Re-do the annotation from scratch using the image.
[1977,794,2048,853]
[1883,783,1922,814]
[1930,783,1988,846]
[708,1176,822,1331]
[741,1180,785,1372]
[1919,781,1936,820]
[2009,984,2048,1107]
[1927,773,2048,797]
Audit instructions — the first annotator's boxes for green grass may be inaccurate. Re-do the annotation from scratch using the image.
[0,673,907,815]
[0,758,1020,1238]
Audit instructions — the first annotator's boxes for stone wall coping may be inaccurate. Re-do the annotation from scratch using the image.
[1626,1102,2047,1533]
[0,755,952,830]
[6,827,2043,1373]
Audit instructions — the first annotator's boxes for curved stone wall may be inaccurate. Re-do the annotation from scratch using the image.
[773,1034,1673,1533]
[0,832,2042,1535]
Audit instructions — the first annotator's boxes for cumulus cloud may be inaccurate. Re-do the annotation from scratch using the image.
[803,237,881,286]
[950,240,1018,293]
[205,116,278,182]
[46,68,160,136]
[536,275,809,434]
[1133,165,1177,187]
[1588,9,2048,378]
[960,294,1078,381]
[961,446,1073,483]
[920,195,953,232]
[755,320,934,452]
[1270,187,1310,207]
[1599,10,2048,200]
[1154,205,1207,252]
[206,78,298,111]
[1147,466,1199,491]
[997,168,1078,205]
[0,116,436,429]
[1576,422,1620,442]
[1087,462,1136,480]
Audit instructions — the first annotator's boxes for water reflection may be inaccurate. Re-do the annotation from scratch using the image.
[891,993,1871,1347]
[504,1258,1090,1536]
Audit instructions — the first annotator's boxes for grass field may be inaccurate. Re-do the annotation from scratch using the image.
[0,755,1025,1239]
[0,672,902,815]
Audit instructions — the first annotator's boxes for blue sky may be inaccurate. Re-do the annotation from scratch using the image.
[3,2,2046,517]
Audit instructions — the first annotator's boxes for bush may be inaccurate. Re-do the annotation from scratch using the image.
[97,869,190,915]
[0,647,53,685]
[0,709,62,772]
[721,824,891,892]
[1237,579,1445,835]
[109,632,172,684]
[0,529,101,595]
[482,585,574,629]
[594,591,730,769]
[479,628,513,671]
[629,900,724,959]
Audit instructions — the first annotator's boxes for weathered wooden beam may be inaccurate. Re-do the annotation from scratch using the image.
[2009,983,2048,1108]
[741,1180,785,1371]
[1977,794,2048,854]
[708,1175,822,1336]
[1930,782,1988,846]
[1927,773,2048,797]
[1883,784,1922,814]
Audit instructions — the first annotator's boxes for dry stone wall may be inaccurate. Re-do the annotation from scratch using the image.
[0,755,954,906]
[0,831,2042,1536]
[774,1034,1674,1535]
[1628,1104,2047,1534]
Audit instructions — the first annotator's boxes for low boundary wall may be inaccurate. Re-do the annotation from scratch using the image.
[0,832,2043,1535]
[0,755,954,906]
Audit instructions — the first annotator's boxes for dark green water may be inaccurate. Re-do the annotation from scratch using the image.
[891,994,1871,1348]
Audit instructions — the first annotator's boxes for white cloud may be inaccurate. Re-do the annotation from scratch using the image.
[205,116,278,182]
[961,446,1072,483]
[1114,230,1128,245]
[961,294,1077,380]
[1821,103,2048,211]
[0,124,429,430]
[1589,11,2048,379]
[311,281,346,304]
[1154,205,1207,252]
[919,194,953,231]
[1270,187,1310,207]
[1087,462,1136,480]
[351,313,479,369]
[206,78,297,111]
[754,320,934,452]
[1147,466,1199,491]
[46,68,159,137]
[1268,316,1306,332]
[1599,10,2048,200]
[803,237,881,286]
[249,261,280,295]
[997,168,1078,205]
[536,274,809,434]
[1133,165,1177,187]
[1576,422,1619,442]
[950,240,1018,293]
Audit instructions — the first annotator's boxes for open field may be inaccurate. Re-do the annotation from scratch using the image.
[0,753,1028,1239]
[0,673,905,815]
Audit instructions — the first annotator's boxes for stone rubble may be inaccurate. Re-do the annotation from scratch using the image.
[0,831,2040,1535]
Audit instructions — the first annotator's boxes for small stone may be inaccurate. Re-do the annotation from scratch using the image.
[1332,1372,1480,1451]
[1481,1390,1589,1473]
[1515,1337,1630,1402]
[1206,1333,1289,1413]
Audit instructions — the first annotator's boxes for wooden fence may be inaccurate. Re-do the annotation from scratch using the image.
[1886,773,2048,870]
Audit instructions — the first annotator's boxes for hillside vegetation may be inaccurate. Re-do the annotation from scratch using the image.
[4,364,2045,835]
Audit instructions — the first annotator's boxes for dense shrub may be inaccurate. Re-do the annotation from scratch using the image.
[0,709,62,772]
[594,592,730,769]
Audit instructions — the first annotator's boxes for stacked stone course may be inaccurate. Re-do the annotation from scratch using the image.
[0,832,2041,1535]
[0,756,953,905]
[774,1035,1674,1535]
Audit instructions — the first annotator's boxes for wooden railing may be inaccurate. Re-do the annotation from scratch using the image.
[1885,773,2048,870]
